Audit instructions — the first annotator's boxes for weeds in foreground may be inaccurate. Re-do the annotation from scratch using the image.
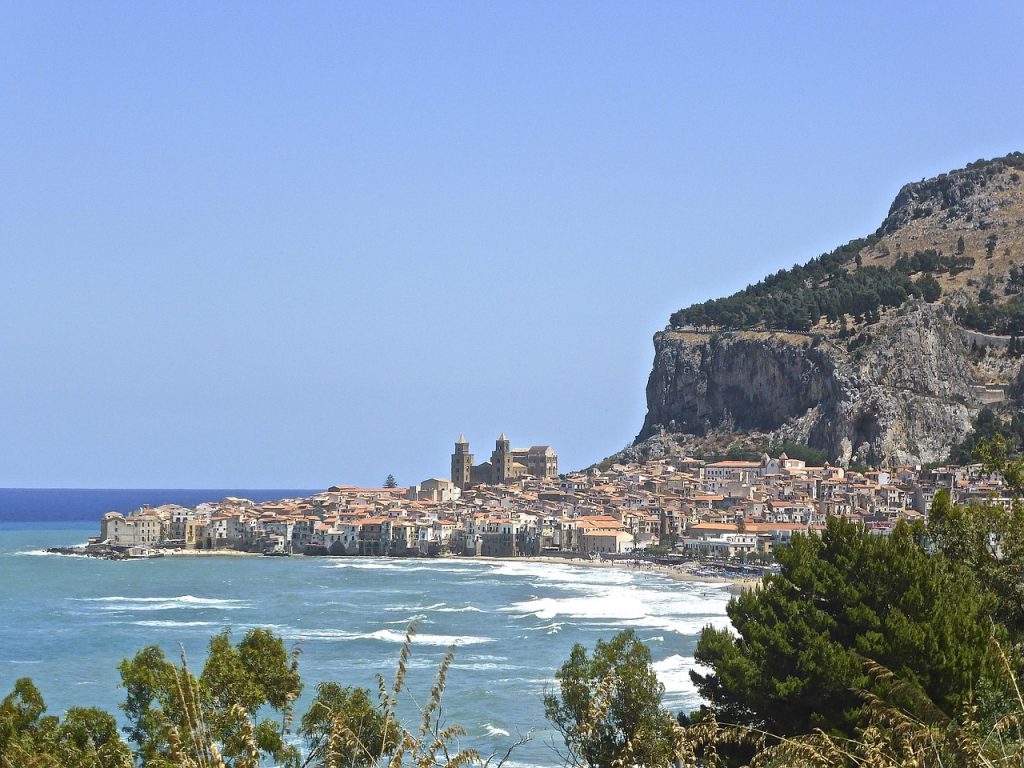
[154,622,528,768]
[669,638,1024,768]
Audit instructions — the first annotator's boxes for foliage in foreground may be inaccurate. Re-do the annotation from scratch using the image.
[543,629,676,768]
[0,678,132,768]
[693,517,1004,738]
[7,617,1024,768]
[10,439,1024,768]
[1,624,525,768]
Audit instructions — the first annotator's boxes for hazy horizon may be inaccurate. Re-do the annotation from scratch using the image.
[4,2,1024,487]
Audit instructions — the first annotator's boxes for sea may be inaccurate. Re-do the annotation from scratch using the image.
[0,489,731,766]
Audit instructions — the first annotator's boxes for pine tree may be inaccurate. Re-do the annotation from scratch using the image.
[693,517,1000,737]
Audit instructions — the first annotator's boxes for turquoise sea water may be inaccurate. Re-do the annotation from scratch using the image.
[1,516,731,766]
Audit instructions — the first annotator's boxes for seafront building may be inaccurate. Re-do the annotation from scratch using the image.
[92,449,1007,561]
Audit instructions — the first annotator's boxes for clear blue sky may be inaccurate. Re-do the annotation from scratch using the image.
[3,2,1023,488]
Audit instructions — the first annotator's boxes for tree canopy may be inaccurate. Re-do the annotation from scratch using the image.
[543,629,676,768]
[118,627,302,766]
[664,231,966,333]
[692,517,1001,737]
[0,678,132,768]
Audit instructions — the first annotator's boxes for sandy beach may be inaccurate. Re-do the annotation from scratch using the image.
[164,548,261,557]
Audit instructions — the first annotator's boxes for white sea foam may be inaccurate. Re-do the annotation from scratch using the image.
[482,723,511,737]
[602,614,733,636]
[503,584,731,637]
[133,620,220,628]
[78,595,239,604]
[275,627,493,646]
[451,662,524,671]
[434,605,483,613]
[74,595,251,611]
[15,540,93,556]
[653,654,710,705]
[384,602,446,612]
[504,593,644,622]
[524,621,563,634]
[362,629,493,646]
[14,549,62,557]
[486,561,633,586]
[325,560,476,573]
[327,561,406,570]
[520,677,558,695]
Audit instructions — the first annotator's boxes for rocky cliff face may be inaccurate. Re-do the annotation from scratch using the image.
[638,301,1015,468]
[638,302,978,465]
[627,154,1024,467]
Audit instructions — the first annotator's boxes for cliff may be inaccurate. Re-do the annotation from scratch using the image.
[629,154,1024,466]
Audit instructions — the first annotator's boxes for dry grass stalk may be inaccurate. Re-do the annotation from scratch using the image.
[322,622,522,768]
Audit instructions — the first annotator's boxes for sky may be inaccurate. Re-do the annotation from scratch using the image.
[3,2,1024,488]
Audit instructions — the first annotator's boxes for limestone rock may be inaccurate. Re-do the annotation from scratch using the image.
[636,302,979,466]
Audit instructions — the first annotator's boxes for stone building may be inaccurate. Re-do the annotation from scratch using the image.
[450,433,558,490]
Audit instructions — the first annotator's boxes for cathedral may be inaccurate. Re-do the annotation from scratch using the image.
[450,433,558,490]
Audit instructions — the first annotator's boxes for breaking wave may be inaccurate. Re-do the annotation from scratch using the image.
[275,627,493,646]
[653,654,710,707]
[482,723,511,737]
[73,595,251,611]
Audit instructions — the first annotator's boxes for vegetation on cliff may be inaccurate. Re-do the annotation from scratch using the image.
[671,245,912,332]
[948,407,1024,464]
[668,152,1024,336]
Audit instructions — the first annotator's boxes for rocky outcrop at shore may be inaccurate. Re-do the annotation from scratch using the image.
[45,545,132,560]
[44,543,169,560]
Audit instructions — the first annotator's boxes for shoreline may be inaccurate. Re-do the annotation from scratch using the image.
[48,546,762,590]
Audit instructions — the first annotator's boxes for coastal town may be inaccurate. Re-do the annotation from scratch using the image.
[76,433,1014,565]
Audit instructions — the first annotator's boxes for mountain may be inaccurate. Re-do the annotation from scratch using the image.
[625,153,1024,467]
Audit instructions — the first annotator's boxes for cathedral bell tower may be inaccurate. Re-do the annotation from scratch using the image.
[451,435,473,490]
[491,433,512,484]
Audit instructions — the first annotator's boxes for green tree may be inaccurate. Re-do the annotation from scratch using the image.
[915,273,942,302]
[117,645,184,763]
[384,474,398,489]
[0,679,132,768]
[544,629,675,768]
[0,678,56,765]
[54,707,133,768]
[119,628,302,766]
[298,683,397,768]
[931,436,1024,640]
[693,517,1000,737]
[986,233,998,257]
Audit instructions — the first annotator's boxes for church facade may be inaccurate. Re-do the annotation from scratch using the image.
[450,433,558,490]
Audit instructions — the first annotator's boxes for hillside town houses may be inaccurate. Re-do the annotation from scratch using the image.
[93,449,1016,561]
